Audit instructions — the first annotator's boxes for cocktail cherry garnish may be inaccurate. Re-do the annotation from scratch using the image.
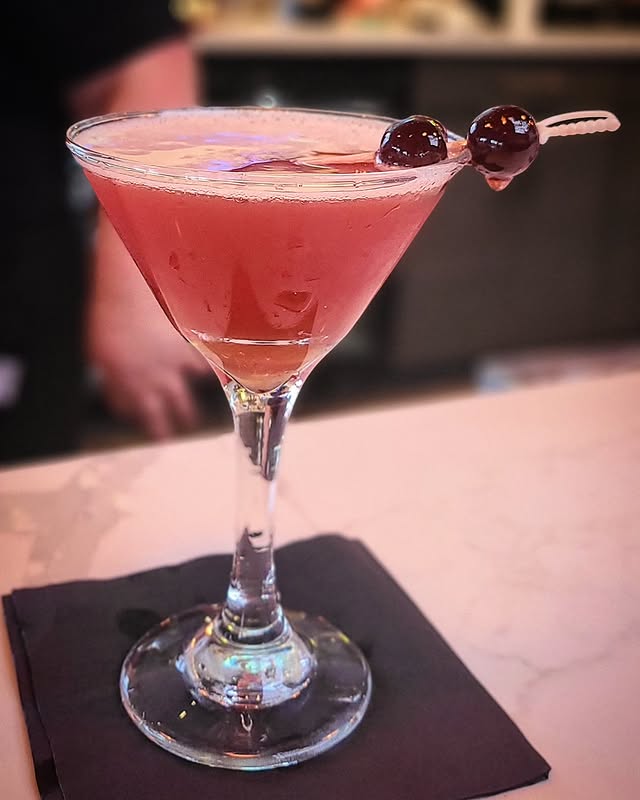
[467,105,539,191]
[375,115,448,168]
[291,115,450,171]
[466,106,620,191]
[290,108,620,180]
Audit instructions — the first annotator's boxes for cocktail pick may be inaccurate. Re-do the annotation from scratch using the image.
[537,110,621,145]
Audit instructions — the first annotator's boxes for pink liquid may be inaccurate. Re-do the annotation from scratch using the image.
[79,109,456,391]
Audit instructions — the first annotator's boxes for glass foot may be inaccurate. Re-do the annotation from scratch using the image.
[120,605,371,770]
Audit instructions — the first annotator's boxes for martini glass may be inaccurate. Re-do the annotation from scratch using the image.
[66,107,465,770]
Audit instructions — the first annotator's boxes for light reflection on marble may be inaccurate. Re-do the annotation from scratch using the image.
[1,371,639,799]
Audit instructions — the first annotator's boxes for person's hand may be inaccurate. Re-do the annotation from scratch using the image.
[69,38,210,440]
[89,289,211,440]
[88,210,213,440]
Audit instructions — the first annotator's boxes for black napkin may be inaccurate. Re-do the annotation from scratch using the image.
[4,535,549,800]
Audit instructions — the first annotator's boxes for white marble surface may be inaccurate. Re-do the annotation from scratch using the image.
[1,371,639,798]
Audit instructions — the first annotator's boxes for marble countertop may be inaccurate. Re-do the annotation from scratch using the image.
[192,22,640,58]
[1,371,639,798]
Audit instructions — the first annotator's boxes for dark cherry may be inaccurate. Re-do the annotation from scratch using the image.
[376,115,448,168]
[467,105,540,179]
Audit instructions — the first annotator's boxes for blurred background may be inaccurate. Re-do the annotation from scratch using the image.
[74,0,640,451]
[4,0,640,462]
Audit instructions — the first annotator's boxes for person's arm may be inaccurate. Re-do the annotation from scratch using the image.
[69,38,211,440]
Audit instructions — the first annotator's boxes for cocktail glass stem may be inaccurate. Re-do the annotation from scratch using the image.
[178,378,316,709]
[222,379,299,644]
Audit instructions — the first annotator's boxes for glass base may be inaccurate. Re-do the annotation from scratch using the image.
[120,604,371,770]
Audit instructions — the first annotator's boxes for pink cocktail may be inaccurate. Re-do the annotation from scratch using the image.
[65,106,475,770]
[82,109,452,392]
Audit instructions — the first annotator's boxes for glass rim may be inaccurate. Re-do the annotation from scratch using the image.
[66,105,466,191]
